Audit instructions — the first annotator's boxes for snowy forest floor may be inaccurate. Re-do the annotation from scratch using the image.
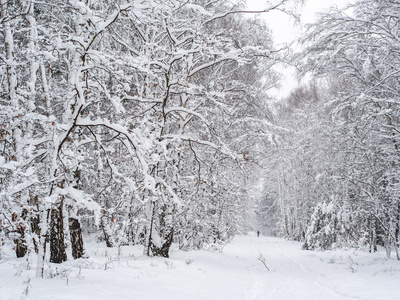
[1,233,400,300]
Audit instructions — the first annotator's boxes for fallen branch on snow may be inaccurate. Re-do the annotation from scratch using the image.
[258,253,270,271]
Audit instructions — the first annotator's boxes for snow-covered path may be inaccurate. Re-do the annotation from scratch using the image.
[1,234,400,299]
[222,235,399,300]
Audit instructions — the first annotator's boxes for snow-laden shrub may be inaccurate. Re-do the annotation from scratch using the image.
[303,202,338,250]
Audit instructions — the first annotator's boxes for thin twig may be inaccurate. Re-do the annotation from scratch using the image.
[258,252,270,271]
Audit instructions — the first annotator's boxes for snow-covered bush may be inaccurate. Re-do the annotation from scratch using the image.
[303,202,338,250]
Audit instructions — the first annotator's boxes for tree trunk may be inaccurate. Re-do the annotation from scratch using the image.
[369,215,377,253]
[69,217,84,259]
[148,203,174,258]
[36,209,49,278]
[100,217,114,248]
[13,209,28,258]
[30,196,41,254]
[150,228,174,258]
[49,201,67,263]
[14,226,27,258]
[145,201,156,256]
[0,0,17,106]
[384,232,391,258]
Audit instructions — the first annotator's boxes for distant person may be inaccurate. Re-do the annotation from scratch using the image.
[257,230,260,237]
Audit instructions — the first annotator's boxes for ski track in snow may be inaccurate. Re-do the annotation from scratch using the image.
[1,234,400,300]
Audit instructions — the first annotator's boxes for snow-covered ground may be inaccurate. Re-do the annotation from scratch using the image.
[1,233,399,300]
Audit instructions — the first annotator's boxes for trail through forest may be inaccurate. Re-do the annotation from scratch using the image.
[1,233,399,300]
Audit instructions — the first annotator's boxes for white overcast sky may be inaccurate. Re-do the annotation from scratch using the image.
[246,0,351,98]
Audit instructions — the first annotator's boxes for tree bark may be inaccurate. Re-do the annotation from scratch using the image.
[150,228,174,258]
[30,195,41,254]
[49,201,67,263]
[69,217,84,259]
[13,209,28,258]
[36,209,49,278]
[100,217,114,248]
[0,0,17,106]
[148,203,174,258]
[14,226,27,258]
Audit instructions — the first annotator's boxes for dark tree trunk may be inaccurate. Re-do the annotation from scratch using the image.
[67,166,85,257]
[69,217,84,259]
[30,215,40,254]
[13,209,28,258]
[14,226,27,258]
[150,228,174,258]
[103,229,113,248]
[100,218,114,248]
[49,201,67,263]
[147,203,175,258]
[146,202,156,256]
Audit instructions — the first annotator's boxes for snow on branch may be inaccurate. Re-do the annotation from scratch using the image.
[164,107,209,126]
[56,186,101,225]
[161,134,238,160]
[205,0,289,24]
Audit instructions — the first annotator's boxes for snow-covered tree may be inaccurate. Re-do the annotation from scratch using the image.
[0,0,288,274]
[260,0,400,259]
